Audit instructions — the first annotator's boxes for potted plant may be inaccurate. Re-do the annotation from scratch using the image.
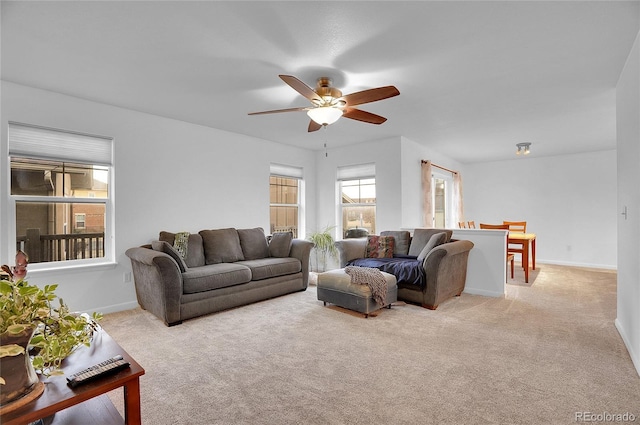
[0,278,101,407]
[307,225,339,273]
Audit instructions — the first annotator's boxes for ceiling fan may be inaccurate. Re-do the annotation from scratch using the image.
[249,75,400,132]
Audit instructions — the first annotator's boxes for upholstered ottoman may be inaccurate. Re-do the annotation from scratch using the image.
[317,268,398,317]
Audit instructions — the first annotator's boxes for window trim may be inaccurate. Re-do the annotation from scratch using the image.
[269,163,303,238]
[8,122,115,271]
[337,163,377,238]
[74,212,87,230]
[10,190,115,271]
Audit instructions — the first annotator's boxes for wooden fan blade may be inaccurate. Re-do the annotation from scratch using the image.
[279,75,322,103]
[342,108,387,125]
[342,86,400,107]
[308,120,322,132]
[248,107,308,115]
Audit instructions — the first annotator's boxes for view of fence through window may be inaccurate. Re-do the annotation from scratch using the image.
[269,176,298,238]
[11,158,108,263]
[341,178,376,237]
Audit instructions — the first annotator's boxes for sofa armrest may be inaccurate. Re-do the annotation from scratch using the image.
[421,239,474,309]
[289,239,314,287]
[125,246,184,326]
[335,239,367,268]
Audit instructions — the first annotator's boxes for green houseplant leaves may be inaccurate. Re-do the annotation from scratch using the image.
[308,225,339,272]
[0,279,101,378]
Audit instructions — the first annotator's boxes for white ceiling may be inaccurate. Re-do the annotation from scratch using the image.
[2,1,639,163]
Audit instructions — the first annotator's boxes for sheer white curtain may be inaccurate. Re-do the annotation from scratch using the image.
[421,160,433,227]
[453,172,464,225]
[422,160,465,228]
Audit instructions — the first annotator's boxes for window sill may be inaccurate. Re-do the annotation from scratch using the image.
[22,261,118,278]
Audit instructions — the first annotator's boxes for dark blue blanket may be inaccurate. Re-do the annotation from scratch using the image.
[347,255,425,289]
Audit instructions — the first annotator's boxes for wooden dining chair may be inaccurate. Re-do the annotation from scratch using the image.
[503,221,526,265]
[467,221,476,229]
[458,221,467,229]
[503,221,526,233]
[479,223,509,230]
[479,224,514,280]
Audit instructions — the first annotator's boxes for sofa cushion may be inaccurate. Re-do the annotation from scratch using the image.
[380,231,411,255]
[238,227,269,260]
[408,229,453,256]
[365,235,395,258]
[199,228,245,264]
[269,232,293,258]
[417,232,447,261]
[182,263,252,294]
[159,231,205,268]
[151,240,188,272]
[236,257,301,281]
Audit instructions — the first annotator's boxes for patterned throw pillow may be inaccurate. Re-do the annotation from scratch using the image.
[159,231,205,268]
[365,235,395,258]
[380,231,411,255]
[173,231,190,260]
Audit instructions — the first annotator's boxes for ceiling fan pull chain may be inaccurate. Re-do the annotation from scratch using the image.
[323,126,329,157]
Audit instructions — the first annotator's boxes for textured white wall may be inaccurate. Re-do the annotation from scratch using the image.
[615,30,640,377]
[1,81,316,314]
[463,150,617,269]
[452,229,508,297]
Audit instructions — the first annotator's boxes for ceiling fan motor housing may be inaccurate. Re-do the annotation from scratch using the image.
[315,78,343,106]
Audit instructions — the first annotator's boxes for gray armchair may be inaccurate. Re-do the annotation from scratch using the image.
[335,231,474,309]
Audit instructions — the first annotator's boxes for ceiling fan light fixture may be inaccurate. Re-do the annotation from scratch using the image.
[307,107,343,126]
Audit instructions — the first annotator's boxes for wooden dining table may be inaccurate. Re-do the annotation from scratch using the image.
[507,233,536,283]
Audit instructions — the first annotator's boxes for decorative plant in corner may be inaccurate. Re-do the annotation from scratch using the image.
[0,278,101,406]
[307,225,339,273]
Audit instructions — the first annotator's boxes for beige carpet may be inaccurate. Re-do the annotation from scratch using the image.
[102,264,640,424]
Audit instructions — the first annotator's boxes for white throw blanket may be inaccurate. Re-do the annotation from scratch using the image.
[344,266,388,306]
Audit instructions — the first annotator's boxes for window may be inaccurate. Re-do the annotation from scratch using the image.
[338,163,376,237]
[269,164,302,238]
[431,169,454,228]
[9,122,113,267]
[75,213,86,230]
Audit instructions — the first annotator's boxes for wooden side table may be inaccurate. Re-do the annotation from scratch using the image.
[1,329,145,425]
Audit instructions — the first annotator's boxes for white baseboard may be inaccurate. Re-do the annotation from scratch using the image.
[535,259,617,270]
[615,319,640,378]
[90,300,139,315]
[463,287,505,298]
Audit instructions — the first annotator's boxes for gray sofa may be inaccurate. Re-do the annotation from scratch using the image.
[125,227,313,326]
[335,229,474,310]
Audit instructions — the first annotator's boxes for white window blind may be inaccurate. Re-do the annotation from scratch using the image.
[9,122,113,166]
[337,163,376,181]
[270,163,303,179]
